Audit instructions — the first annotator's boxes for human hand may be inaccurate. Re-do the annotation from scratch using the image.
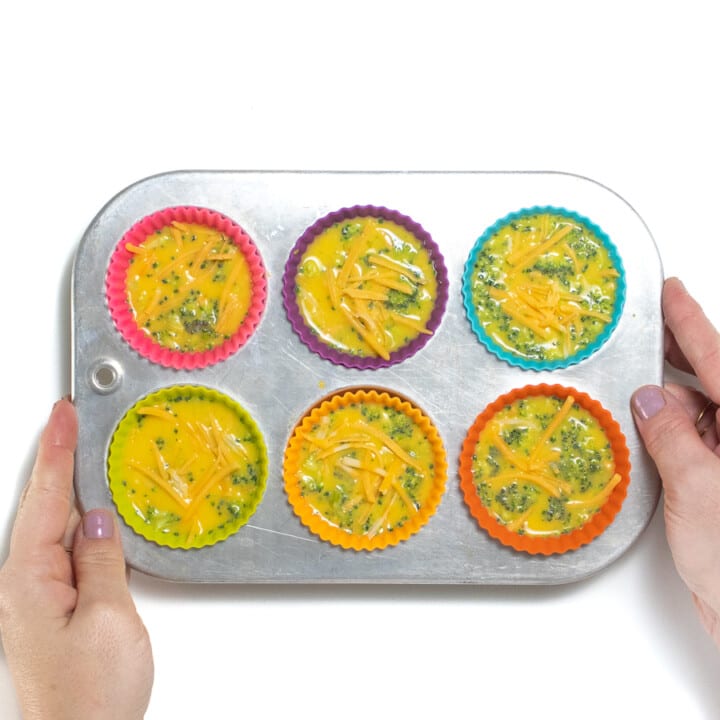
[0,399,154,719]
[631,277,720,648]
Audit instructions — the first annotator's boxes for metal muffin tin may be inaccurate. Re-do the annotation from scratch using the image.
[71,170,663,584]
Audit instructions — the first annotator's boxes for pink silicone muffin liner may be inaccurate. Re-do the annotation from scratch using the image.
[106,206,267,370]
[282,205,449,370]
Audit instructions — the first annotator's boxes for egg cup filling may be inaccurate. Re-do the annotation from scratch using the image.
[463,207,625,370]
[459,384,630,555]
[284,388,447,550]
[107,385,268,549]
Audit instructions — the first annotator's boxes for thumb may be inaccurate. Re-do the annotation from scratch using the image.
[630,384,716,502]
[72,509,132,611]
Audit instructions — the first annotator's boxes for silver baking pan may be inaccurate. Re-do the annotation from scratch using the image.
[71,170,663,584]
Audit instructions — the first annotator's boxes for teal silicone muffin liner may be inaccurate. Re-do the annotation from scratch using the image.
[462,205,626,371]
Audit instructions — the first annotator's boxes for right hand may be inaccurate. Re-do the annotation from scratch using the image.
[631,277,720,648]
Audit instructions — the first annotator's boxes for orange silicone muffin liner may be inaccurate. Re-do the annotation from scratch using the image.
[283,388,448,551]
[106,205,267,369]
[459,383,630,555]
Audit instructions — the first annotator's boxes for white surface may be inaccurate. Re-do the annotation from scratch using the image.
[1,2,719,718]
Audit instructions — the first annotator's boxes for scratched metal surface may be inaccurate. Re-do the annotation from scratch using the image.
[71,170,663,584]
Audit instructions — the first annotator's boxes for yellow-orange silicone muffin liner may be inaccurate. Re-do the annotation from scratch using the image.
[107,385,268,550]
[283,388,447,551]
[459,383,630,555]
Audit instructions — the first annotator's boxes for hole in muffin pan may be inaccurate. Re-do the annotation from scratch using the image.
[88,358,122,395]
[72,170,664,583]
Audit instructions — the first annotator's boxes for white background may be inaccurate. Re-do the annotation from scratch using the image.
[1,1,719,718]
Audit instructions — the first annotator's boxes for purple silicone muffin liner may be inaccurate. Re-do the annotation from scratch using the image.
[282,205,449,370]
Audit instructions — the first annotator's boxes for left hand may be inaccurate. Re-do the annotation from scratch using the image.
[0,399,154,720]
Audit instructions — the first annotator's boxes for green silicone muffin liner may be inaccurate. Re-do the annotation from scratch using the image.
[462,205,626,371]
[107,385,268,550]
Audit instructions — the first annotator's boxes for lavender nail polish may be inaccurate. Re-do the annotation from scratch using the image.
[632,386,666,421]
[83,509,114,539]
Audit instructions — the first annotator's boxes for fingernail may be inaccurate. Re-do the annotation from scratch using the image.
[632,386,666,420]
[83,509,114,539]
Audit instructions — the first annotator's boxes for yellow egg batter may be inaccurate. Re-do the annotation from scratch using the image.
[125,221,252,352]
[295,217,438,360]
[470,394,620,536]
